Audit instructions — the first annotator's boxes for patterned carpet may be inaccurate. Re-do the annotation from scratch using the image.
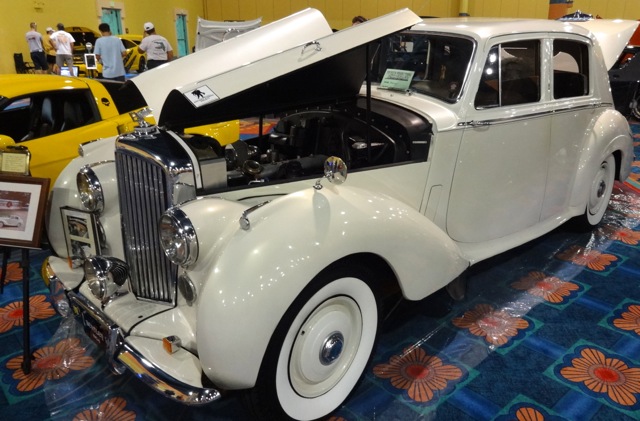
[0,124,639,420]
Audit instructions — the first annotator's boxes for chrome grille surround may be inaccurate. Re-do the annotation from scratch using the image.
[115,131,196,304]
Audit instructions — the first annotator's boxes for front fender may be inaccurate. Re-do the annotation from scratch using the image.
[182,185,468,390]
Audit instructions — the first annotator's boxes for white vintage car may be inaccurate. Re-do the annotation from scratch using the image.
[44,8,636,421]
[0,215,23,227]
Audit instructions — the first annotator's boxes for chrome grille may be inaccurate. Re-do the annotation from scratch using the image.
[116,149,177,303]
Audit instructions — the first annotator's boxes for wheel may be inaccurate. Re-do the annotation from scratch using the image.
[571,154,615,230]
[248,265,379,420]
[631,88,640,120]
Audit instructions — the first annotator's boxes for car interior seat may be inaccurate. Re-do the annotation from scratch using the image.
[39,97,56,137]
[61,100,84,132]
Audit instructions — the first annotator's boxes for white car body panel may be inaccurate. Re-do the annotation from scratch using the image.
[44,9,636,418]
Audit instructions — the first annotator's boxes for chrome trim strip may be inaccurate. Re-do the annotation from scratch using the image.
[462,103,609,127]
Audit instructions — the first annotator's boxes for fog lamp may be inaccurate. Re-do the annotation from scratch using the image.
[77,166,104,214]
[159,208,198,267]
[84,256,128,301]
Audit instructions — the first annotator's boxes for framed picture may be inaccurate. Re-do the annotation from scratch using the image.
[61,207,101,268]
[0,175,49,249]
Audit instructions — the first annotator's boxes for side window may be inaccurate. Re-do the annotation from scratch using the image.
[553,40,589,99]
[475,40,541,108]
[1,90,98,142]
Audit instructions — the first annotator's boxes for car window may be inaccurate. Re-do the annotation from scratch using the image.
[475,40,541,108]
[120,39,137,49]
[98,80,147,114]
[0,90,99,142]
[553,39,589,99]
[0,97,32,140]
[373,33,474,103]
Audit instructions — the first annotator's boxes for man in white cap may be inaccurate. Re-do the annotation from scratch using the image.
[138,22,173,69]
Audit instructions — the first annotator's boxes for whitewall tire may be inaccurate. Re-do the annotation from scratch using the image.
[250,266,379,420]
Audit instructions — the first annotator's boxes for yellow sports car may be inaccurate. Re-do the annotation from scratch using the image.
[0,75,238,184]
[68,27,146,76]
[119,34,146,73]
[67,26,103,77]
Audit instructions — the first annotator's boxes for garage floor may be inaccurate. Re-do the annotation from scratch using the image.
[0,124,639,420]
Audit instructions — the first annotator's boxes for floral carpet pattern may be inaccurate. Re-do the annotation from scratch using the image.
[0,125,639,420]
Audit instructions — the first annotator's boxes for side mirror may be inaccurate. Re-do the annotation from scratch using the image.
[314,156,347,190]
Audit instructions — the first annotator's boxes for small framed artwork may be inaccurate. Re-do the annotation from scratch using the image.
[61,207,101,268]
[0,175,49,249]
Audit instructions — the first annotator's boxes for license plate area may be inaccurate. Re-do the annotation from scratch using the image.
[69,293,120,351]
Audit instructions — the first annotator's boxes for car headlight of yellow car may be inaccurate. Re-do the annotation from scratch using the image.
[159,208,198,267]
[77,166,104,214]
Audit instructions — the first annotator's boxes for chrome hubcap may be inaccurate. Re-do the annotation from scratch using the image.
[596,180,606,198]
[320,332,344,366]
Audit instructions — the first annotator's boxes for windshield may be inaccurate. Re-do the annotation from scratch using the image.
[373,32,475,103]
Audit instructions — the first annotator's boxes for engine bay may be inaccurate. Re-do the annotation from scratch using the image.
[184,98,432,192]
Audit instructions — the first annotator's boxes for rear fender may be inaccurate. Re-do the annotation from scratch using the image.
[570,109,634,210]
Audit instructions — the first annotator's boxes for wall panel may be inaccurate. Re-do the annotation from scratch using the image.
[5,0,640,75]
[255,0,275,23]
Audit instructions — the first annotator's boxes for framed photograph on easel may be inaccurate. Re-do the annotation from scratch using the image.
[0,175,49,249]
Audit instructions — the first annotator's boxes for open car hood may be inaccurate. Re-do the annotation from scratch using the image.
[129,8,332,123]
[131,8,421,130]
[572,19,639,69]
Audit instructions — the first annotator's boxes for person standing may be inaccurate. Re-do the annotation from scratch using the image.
[138,22,173,70]
[50,23,75,75]
[43,27,58,73]
[94,23,126,81]
[25,22,47,74]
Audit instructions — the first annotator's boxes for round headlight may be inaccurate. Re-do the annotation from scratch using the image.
[77,166,104,214]
[159,208,198,267]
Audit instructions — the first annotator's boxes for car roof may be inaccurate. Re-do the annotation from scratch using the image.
[410,17,592,39]
[413,17,638,69]
[0,75,90,97]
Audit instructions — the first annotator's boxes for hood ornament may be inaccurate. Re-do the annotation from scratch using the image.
[131,108,160,138]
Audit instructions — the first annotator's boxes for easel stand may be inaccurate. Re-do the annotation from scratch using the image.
[0,175,50,375]
[0,247,32,373]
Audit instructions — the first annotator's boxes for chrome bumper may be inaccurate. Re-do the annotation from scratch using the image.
[43,258,221,405]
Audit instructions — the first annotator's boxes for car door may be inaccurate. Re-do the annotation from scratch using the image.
[447,38,551,243]
[542,37,595,220]
[0,90,118,182]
